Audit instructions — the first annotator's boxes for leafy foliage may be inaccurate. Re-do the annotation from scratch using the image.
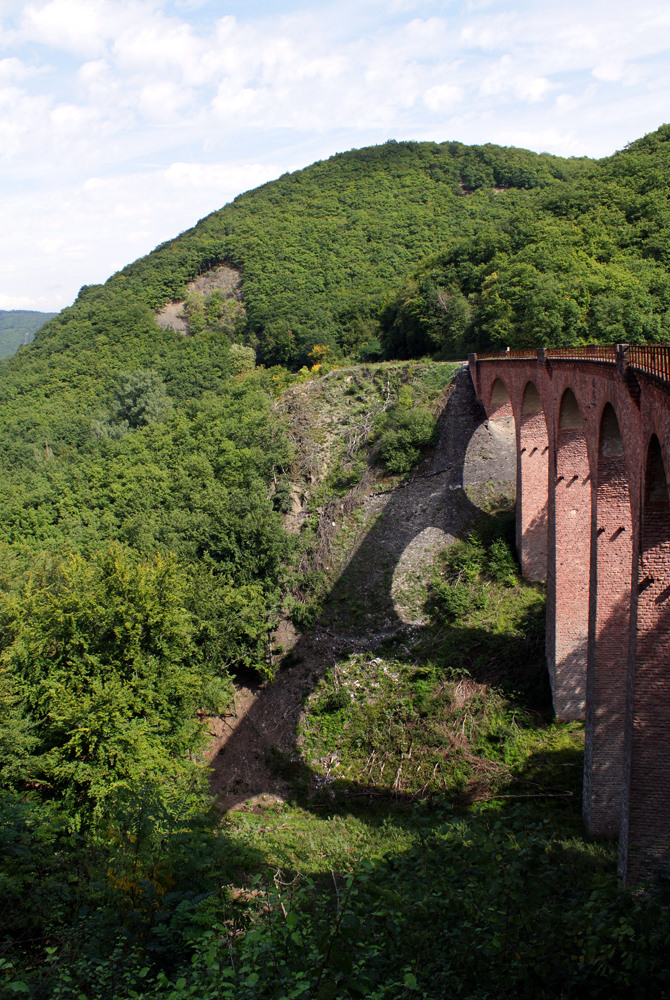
[377,401,438,474]
[3,128,670,997]
[112,370,173,429]
[47,138,587,371]
[381,126,670,357]
[0,545,205,820]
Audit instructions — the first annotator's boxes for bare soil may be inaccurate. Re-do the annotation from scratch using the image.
[155,265,242,334]
[207,366,516,811]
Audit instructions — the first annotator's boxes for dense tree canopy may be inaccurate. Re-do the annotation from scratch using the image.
[35,125,667,369]
[380,126,670,357]
[62,138,588,368]
[3,125,670,997]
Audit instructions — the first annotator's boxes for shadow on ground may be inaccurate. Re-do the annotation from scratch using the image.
[210,367,534,813]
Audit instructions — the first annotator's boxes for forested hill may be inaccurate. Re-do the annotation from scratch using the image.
[2,126,667,581]
[382,127,670,358]
[37,123,668,372]
[0,310,56,357]
[4,128,670,996]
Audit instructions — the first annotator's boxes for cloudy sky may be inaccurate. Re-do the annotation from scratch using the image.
[2,0,669,311]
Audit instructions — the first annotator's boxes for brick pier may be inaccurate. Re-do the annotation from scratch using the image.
[468,345,670,886]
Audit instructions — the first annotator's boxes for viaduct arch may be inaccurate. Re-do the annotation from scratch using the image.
[468,344,670,886]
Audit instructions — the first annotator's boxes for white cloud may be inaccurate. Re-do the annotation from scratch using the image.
[424,83,463,111]
[479,55,553,104]
[0,55,41,81]
[0,157,286,308]
[591,61,644,86]
[0,292,47,309]
[460,13,513,50]
[21,0,114,56]
[163,160,285,193]
[113,17,202,80]
[0,86,53,158]
[1,0,670,308]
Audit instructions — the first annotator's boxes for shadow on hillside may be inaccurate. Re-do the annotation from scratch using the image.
[210,367,535,814]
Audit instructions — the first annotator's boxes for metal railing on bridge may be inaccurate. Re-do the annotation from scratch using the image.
[470,344,670,388]
[473,345,617,363]
[629,345,670,384]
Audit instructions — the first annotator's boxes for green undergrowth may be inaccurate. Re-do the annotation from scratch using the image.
[296,652,581,805]
[299,361,459,502]
[197,506,670,998]
[421,499,549,699]
[226,807,417,874]
[12,508,670,999]
[209,806,667,1000]
[290,502,563,808]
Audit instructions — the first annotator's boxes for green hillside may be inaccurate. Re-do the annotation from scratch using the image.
[52,124,670,370]
[3,127,670,997]
[68,138,589,369]
[0,136,600,577]
[382,128,670,357]
[0,309,56,357]
[7,125,668,507]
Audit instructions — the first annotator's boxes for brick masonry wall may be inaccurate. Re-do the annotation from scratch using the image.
[519,405,549,582]
[583,406,632,837]
[553,422,591,720]
[625,438,670,884]
[470,355,670,884]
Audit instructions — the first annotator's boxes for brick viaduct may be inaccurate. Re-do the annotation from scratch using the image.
[468,344,670,885]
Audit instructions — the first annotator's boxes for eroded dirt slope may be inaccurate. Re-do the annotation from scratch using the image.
[155,265,242,334]
[209,365,515,810]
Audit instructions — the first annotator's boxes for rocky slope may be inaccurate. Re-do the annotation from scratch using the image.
[209,363,516,809]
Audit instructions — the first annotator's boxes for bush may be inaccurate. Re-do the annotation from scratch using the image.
[378,406,437,473]
[112,370,172,428]
[200,675,235,716]
[487,537,518,586]
[229,343,256,375]
[316,689,351,714]
[433,580,484,621]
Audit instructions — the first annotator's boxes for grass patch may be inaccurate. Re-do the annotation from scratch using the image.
[298,652,582,810]
[293,504,569,812]
[226,806,417,875]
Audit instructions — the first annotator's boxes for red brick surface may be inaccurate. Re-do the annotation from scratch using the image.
[554,397,591,721]
[519,384,548,582]
[584,405,632,837]
[469,354,670,884]
[625,437,670,884]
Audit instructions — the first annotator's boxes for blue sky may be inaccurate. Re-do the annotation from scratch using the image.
[1,0,669,310]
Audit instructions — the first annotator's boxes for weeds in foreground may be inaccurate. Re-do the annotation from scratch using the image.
[13,508,670,999]
[295,505,562,808]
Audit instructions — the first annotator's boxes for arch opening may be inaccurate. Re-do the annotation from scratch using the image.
[519,381,548,582]
[551,387,591,720]
[624,435,670,883]
[522,381,542,415]
[559,388,582,430]
[483,379,516,500]
[584,404,632,836]
[489,377,512,416]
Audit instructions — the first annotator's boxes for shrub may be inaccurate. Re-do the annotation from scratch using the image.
[487,537,518,586]
[229,343,256,375]
[378,406,437,473]
[113,370,173,428]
